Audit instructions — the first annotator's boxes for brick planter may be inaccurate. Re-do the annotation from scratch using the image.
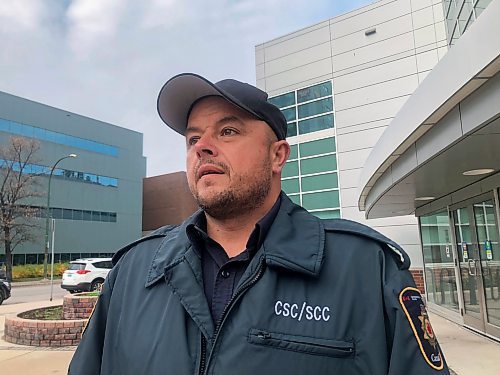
[63,294,98,320]
[4,315,86,347]
[4,294,98,347]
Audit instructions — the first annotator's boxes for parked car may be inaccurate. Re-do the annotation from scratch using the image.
[61,258,113,293]
[0,277,11,305]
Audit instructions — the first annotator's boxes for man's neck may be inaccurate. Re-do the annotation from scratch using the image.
[205,193,279,258]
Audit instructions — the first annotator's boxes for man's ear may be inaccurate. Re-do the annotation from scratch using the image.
[271,140,290,174]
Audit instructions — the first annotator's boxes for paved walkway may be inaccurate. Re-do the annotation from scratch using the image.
[0,300,499,374]
[430,311,500,375]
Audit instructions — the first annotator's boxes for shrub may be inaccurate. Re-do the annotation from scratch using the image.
[12,263,69,280]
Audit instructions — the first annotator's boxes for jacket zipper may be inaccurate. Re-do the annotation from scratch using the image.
[198,335,207,375]
[200,257,266,375]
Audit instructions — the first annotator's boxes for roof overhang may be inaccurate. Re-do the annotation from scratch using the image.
[358,0,500,218]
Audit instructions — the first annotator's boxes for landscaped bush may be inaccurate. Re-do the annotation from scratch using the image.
[11,263,69,280]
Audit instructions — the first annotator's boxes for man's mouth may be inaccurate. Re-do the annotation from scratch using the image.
[197,164,225,180]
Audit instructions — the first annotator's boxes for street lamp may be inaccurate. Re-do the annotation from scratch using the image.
[43,153,77,279]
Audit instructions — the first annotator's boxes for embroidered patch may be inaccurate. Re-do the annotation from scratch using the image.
[399,287,443,371]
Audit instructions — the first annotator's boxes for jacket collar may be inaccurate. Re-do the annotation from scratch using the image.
[145,192,325,287]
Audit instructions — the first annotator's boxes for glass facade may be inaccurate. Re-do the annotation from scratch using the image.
[442,0,493,46]
[420,211,459,312]
[29,205,117,223]
[2,159,118,187]
[420,192,500,339]
[270,81,340,219]
[281,137,340,219]
[0,117,119,156]
[269,81,335,136]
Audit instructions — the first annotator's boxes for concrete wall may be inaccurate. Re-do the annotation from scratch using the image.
[256,0,448,268]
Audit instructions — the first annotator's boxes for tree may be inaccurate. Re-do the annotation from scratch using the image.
[0,136,42,281]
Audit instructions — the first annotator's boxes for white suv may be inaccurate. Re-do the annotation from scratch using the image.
[61,258,113,293]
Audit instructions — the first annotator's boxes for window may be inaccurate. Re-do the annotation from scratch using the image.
[51,208,63,219]
[313,210,341,219]
[69,263,86,271]
[269,81,334,138]
[301,173,338,192]
[268,92,295,108]
[298,114,334,134]
[297,82,332,103]
[302,190,340,210]
[299,137,335,157]
[298,97,333,119]
[92,211,101,222]
[281,107,296,122]
[92,261,113,269]
[270,83,340,217]
[0,116,119,156]
[300,155,337,175]
[282,178,300,194]
[288,195,301,205]
[63,209,73,220]
[83,210,92,221]
[282,161,299,178]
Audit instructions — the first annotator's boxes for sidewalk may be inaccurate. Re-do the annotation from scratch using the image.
[429,311,500,374]
[0,300,499,374]
[0,299,74,375]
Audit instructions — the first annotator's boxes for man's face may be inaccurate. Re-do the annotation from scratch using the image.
[185,96,277,219]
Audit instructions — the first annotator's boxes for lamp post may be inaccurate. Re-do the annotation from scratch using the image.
[43,154,77,279]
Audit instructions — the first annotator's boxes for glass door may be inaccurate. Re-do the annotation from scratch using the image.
[473,201,500,338]
[453,206,485,330]
[452,196,500,338]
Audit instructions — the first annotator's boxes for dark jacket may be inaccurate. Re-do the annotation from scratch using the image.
[69,194,449,375]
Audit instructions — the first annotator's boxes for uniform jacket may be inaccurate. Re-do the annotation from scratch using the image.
[69,193,450,375]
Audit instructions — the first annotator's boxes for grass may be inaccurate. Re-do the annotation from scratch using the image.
[19,306,63,320]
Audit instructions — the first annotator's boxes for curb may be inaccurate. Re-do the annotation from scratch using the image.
[11,279,62,288]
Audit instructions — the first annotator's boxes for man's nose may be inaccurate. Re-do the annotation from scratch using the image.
[194,134,218,158]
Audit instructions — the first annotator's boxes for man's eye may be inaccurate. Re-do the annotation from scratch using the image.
[188,137,199,146]
[221,128,237,136]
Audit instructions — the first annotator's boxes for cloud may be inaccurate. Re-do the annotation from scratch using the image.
[0,0,369,176]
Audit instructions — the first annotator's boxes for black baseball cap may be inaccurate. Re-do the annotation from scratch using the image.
[157,73,287,140]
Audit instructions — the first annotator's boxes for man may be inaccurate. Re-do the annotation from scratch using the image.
[69,73,450,374]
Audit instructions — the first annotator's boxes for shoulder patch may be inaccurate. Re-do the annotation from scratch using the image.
[323,218,410,268]
[399,287,444,371]
[112,225,178,265]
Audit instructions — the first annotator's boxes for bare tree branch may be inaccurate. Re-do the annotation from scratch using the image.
[0,136,42,280]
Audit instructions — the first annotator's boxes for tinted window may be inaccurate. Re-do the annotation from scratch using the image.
[92,261,113,269]
[69,263,86,271]
[268,92,295,108]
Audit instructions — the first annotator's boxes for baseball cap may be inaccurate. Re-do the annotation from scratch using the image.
[157,73,287,140]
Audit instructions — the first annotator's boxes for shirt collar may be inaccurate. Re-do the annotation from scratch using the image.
[145,193,326,288]
[186,195,282,257]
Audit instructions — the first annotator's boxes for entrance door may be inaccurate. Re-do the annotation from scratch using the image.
[452,198,500,338]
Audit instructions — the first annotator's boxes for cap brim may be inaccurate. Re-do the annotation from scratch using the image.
[157,73,226,136]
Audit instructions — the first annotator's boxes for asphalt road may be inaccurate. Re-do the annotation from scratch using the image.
[2,283,68,305]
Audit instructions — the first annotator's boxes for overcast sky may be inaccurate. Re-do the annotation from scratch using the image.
[0,0,372,176]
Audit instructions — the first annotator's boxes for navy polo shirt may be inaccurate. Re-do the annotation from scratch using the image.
[187,197,281,325]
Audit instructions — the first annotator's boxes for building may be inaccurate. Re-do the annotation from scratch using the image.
[0,91,146,264]
[256,0,450,291]
[143,172,197,234]
[359,0,500,340]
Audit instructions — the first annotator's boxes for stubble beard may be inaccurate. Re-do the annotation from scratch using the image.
[191,158,272,220]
